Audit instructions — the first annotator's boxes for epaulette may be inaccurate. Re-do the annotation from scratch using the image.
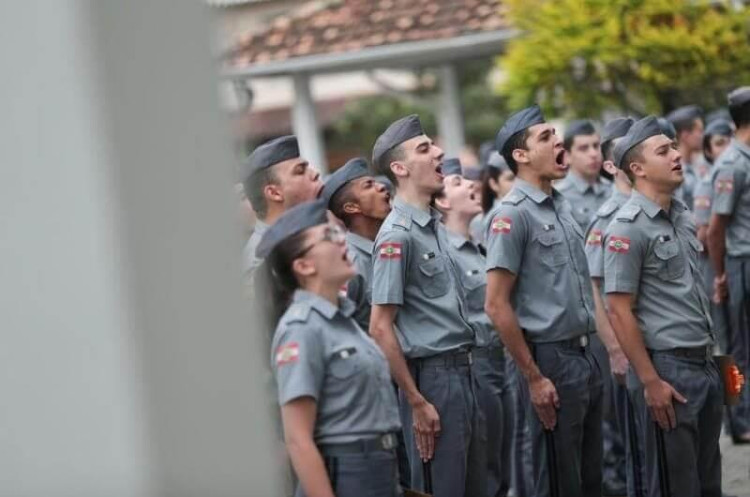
[672,196,689,213]
[717,147,741,167]
[284,302,312,324]
[391,213,412,231]
[615,203,641,222]
[595,199,619,219]
[501,189,526,205]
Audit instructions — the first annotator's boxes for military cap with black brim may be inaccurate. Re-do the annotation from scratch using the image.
[613,116,663,170]
[255,199,329,259]
[372,114,425,169]
[495,105,545,155]
[246,135,300,177]
[728,86,750,108]
[601,117,635,146]
[319,158,369,207]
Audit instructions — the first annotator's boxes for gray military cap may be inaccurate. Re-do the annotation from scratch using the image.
[319,158,369,207]
[256,199,329,259]
[478,141,495,168]
[706,108,732,124]
[486,151,509,172]
[613,116,663,170]
[564,119,597,144]
[442,158,462,176]
[463,167,483,181]
[728,86,750,108]
[704,119,733,138]
[665,105,702,126]
[246,135,300,176]
[495,105,545,155]
[601,117,635,145]
[656,117,676,140]
[372,114,425,168]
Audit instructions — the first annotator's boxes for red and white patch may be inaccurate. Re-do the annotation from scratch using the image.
[608,236,630,253]
[491,217,512,234]
[716,178,734,193]
[694,196,711,209]
[379,242,402,259]
[586,229,603,246]
[275,342,299,366]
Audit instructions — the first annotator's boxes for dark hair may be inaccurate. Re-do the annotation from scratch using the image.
[374,144,405,187]
[702,131,731,165]
[563,123,597,151]
[258,230,309,327]
[329,182,357,227]
[672,116,701,136]
[500,129,530,175]
[481,167,502,213]
[621,143,644,183]
[601,140,615,162]
[729,100,750,129]
[244,166,278,220]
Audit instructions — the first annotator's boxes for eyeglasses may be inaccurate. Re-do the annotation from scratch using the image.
[295,224,347,257]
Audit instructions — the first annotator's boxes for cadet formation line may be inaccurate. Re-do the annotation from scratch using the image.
[240,86,750,497]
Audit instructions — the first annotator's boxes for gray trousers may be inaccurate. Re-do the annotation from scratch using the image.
[401,359,487,497]
[726,256,750,436]
[294,449,400,497]
[520,340,604,497]
[506,357,534,497]
[627,352,723,497]
[474,347,510,497]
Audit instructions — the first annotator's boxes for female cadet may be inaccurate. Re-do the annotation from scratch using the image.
[256,199,402,497]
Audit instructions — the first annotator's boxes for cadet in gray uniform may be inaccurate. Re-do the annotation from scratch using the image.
[369,115,486,497]
[484,106,603,497]
[258,200,402,497]
[585,117,644,497]
[667,105,705,209]
[242,135,323,285]
[708,87,750,444]
[434,158,511,497]
[556,120,612,229]
[319,158,392,332]
[605,116,722,497]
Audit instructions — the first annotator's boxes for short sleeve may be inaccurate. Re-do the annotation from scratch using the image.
[583,219,605,279]
[485,205,527,274]
[371,229,409,306]
[272,323,325,406]
[692,179,713,227]
[711,166,741,216]
[603,221,646,295]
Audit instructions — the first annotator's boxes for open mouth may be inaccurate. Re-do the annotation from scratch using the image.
[469,192,477,202]
[555,150,566,166]
[672,163,683,172]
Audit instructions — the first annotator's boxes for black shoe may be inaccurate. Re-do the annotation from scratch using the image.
[731,431,750,444]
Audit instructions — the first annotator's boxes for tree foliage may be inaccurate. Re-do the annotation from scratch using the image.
[499,0,750,117]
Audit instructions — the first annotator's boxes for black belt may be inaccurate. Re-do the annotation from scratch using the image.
[412,348,473,368]
[650,345,712,359]
[532,334,590,350]
[472,345,504,361]
[318,432,398,455]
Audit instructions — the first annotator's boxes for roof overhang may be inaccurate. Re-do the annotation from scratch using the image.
[222,28,519,79]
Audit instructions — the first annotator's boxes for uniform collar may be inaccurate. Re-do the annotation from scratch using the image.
[514,178,555,204]
[393,196,442,227]
[567,171,608,195]
[630,190,686,220]
[346,231,373,254]
[253,219,269,235]
[292,289,355,319]
[446,229,472,250]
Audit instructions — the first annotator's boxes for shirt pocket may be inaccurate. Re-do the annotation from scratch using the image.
[462,271,486,312]
[653,240,685,280]
[417,255,450,298]
[535,232,567,267]
[328,347,362,380]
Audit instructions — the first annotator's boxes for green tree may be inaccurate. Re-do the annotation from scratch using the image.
[499,0,750,117]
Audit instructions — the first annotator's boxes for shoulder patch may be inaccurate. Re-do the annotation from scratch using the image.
[595,199,618,219]
[615,203,641,222]
[501,190,526,205]
[274,342,300,366]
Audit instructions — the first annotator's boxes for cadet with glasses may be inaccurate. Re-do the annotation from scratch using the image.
[259,200,402,497]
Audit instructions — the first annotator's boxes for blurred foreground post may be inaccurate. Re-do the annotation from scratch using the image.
[0,1,282,496]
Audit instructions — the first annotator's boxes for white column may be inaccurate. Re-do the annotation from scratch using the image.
[292,73,328,174]
[0,2,282,496]
[436,63,466,158]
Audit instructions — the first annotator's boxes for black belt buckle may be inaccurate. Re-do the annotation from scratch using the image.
[379,433,397,450]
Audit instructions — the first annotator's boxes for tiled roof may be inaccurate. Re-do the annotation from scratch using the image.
[225,0,508,68]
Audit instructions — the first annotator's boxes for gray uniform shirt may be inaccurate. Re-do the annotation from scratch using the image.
[711,140,750,257]
[242,220,269,281]
[603,192,713,350]
[484,179,596,343]
[271,290,401,444]
[371,197,475,358]
[584,190,631,280]
[692,167,719,228]
[446,230,501,349]
[556,171,612,229]
[675,160,697,210]
[345,232,374,332]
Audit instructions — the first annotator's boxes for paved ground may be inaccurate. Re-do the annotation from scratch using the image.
[722,432,750,497]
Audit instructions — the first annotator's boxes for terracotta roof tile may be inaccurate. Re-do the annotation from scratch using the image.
[225,0,507,68]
